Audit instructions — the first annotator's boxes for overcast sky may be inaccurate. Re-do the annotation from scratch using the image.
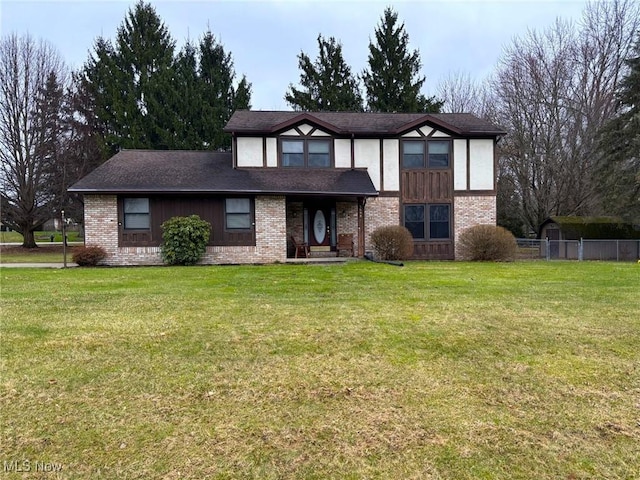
[2,0,589,110]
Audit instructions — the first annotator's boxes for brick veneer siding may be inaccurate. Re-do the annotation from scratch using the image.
[336,201,359,255]
[453,195,497,259]
[363,196,400,253]
[84,195,287,266]
[84,195,119,263]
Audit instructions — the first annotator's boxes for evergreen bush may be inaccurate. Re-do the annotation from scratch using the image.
[458,225,517,261]
[160,215,211,266]
[370,225,414,261]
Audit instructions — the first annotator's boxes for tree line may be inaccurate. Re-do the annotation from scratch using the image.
[0,1,251,247]
[1,0,638,248]
[438,0,639,234]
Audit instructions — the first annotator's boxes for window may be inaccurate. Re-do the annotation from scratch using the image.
[123,198,150,229]
[308,140,330,167]
[282,140,304,167]
[428,141,450,168]
[402,141,425,168]
[281,139,331,167]
[402,140,450,168]
[429,204,450,239]
[403,204,450,240]
[404,205,425,239]
[225,198,252,229]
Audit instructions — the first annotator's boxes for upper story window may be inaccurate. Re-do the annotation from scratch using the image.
[123,198,150,229]
[402,139,450,169]
[428,141,450,168]
[281,138,331,168]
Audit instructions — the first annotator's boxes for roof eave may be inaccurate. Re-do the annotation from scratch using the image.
[69,187,379,197]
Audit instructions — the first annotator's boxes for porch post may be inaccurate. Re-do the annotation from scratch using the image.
[358,197,366,257]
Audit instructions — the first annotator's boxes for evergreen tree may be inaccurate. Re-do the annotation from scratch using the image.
[597,33,640,220]
[81,1,176,153]
[35,72,66,215]
[172,40,203,149]
[61,73,109,223]
[80,2,250,152]
[233,75,252,112]
[113,0,176,149]
[198,30,251,150]
[362,7,442,113]
[285,35,363,111]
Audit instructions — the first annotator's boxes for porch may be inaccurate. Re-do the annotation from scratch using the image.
[285,197,364,259]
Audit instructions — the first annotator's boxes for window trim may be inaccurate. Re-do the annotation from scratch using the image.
[401,139,451,169]
[224,197,253,231]
[122,197,150,230]
[279,137,333,168]
[403,203,451,241]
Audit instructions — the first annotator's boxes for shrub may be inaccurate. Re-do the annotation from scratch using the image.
[160,215,211,266]
[370,225,414,261]
[458,224,517,261]
[72,246,107,266]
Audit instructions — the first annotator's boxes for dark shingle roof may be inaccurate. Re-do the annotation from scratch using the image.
[69,149,378,197]
[224,110,505,136]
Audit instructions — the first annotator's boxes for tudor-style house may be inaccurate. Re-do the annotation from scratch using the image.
[69,110,504,265]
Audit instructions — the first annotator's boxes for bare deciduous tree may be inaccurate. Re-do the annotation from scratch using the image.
[436,71,489,115]
[0,33,68,247]
[492,0,639,235]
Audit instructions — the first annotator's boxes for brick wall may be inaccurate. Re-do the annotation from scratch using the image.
[84,195,119,261]
[336,202,359,255]
[453,195,496,259]
[363,196,400,253]
[84,195,287,266]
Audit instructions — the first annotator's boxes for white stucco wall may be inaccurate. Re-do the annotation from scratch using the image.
[354,139,380,190]
[382,139,399,191]
[334,139,351,168]
[265,137,277,167]
[469,139,494,190]
[453,139,468,191]
[236,137,263,167]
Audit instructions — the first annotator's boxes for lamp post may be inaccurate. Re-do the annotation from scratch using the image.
[61,210,67,268]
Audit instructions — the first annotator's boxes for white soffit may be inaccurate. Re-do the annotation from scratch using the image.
[419,127,434,136]
[281,128,300,136]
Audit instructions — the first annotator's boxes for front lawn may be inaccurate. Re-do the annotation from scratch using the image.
[1,262,638,479]
[0,245,75,264]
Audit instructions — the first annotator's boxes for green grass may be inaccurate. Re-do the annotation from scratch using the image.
[0,230,82,244]
[0,245,74,263]
[1,262,638,479]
